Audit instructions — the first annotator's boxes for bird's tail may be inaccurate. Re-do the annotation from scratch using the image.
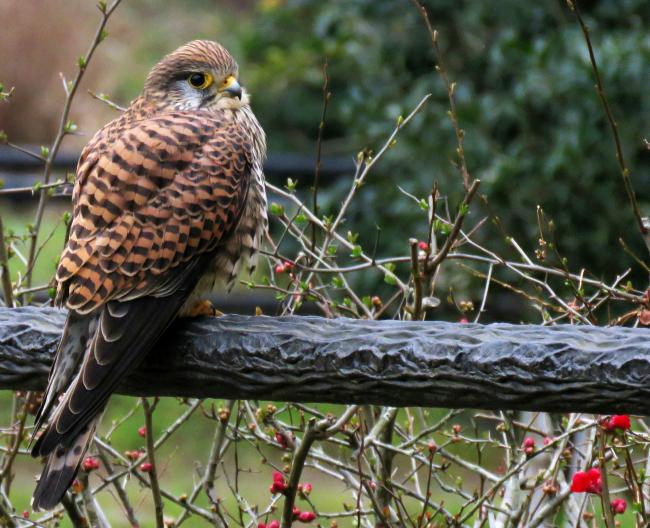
[31,418,97,511]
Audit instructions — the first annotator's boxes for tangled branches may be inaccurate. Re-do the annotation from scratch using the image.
[0,0,649,526]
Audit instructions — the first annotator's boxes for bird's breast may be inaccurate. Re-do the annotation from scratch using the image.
[184,164,268,309]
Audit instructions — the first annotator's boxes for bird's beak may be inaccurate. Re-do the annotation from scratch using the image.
[220,75,242,100]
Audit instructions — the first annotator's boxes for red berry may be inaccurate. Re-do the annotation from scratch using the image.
[292,505,301,518]
[427,440,437,454]
[602,415,631,432]
[22,511,29,519]
[298,511,316,523]
[418,241,429,251]
[570,468,601,494]
[610,498,627,515]
[523,437,536,456]
[268,522,280,528]
[82,457,100,471]
[270,471,287,494]
[125,449,143,461]
[139,462,153,473]
[274,264,285,274]
[302,482,313,495]
[275,431,288,449]
[138,426,146,438]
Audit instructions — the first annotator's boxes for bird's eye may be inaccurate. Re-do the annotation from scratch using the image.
[187,72,213,90]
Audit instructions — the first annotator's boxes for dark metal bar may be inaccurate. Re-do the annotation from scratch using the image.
[1,306,649,414]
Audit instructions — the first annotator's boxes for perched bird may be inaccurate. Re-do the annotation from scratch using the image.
[30,40,267,510]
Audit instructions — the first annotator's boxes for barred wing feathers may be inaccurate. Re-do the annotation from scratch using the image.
[31,110,253,510]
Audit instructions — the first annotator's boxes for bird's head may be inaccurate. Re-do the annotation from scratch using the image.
[144,40,247,111]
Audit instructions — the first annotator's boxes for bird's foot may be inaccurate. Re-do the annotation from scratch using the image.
[184,299,223,318]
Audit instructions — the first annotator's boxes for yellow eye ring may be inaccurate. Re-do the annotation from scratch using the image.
[187,72,213,90]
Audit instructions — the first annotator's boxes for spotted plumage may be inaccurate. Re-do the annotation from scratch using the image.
[31,40,267,510]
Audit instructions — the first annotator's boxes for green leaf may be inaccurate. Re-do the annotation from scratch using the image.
[321,215,334,229]
[384,272,397,286]
[294,213,307,225]
[331,277,344,288]
[64,120,78,133]
[78,56,87,70]
[350,244,362,258]
[346,231,359,244]
[326,244,337,256]
[434,219,451,235]
[285,177,297,191]
[269,202,285,216]
[0,85,14,102]
[40,146,49,158]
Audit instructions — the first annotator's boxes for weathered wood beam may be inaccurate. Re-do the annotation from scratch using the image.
[0,306,649,414]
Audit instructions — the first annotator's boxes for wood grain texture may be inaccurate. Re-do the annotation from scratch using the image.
[2,306,650,414]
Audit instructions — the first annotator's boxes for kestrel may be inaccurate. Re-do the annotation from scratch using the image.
[30,40,267,510]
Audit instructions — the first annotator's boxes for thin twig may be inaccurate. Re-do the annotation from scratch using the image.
[25,0,122,294]
[141,398,164,528]
[311,60,330,259]
[96,446,139,527]
[568,0,648,243]
[411,0,472,190]
[425,179,481,274]
[60,493,87,528]
[87,90,127,112]
[0,216,13,307]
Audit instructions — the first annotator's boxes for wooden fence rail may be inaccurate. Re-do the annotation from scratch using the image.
[1,306,649,414]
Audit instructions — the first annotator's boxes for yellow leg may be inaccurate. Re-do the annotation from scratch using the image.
[185,299,223,317]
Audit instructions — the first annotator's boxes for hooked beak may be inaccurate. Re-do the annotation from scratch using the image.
[220,75,242,100]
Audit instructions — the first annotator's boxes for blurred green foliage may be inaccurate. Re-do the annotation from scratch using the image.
[232,0,650,286]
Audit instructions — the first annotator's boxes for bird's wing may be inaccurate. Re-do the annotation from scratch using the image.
[57,110,253,312]
[33,110,253,457]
